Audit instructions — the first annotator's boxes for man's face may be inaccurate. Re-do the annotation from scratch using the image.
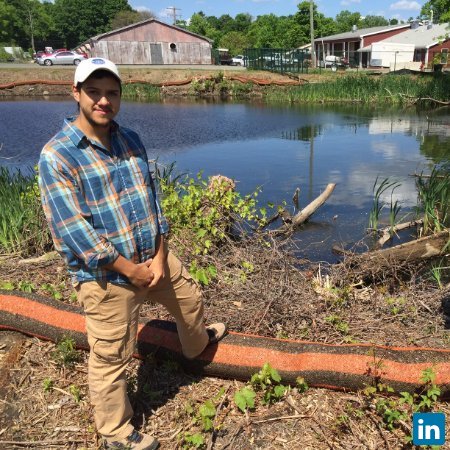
[73,75,121,128]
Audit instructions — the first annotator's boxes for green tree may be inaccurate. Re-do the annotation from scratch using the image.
[276,16,305,47]
[217,14,234,34]
[335,10,361,33]
[219,31,251,55]
[360,15,389,28]
[0,0,18,42]
[187,12,222,46]
[247,14,281,47]
[53,0,132,48]
[234,13,252,33]
[110,9,154,29]
[1,0,55,52]
[421,0,450,22]
[294,2,337,40]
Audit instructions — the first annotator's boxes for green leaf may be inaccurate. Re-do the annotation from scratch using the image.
[269,366,282,383]
[0,281,15,290]
[207,265,217,278]
[184,432,204,448]
[274,384,287,398]
[195,269,209,285]
[234,387,256,412]
[199,400,216,418]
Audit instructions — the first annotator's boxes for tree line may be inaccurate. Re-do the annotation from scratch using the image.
[0,0,447,56]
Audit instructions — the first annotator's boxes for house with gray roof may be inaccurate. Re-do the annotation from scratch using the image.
[314,23,410,67]
[369,22,450,68]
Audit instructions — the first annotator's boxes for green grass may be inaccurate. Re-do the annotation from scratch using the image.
[0,167,51,257]
[122,83,161,101]
[264,73,450,105]
[416,163,450,234]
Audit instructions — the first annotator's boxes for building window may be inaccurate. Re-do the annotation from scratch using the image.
[441,49,448,64]
[170,43,177,50]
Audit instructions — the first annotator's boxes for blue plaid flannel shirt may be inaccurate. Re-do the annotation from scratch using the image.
[38,117,169,284]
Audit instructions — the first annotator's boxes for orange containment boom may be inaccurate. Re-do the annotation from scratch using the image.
[0,76,306,91]
[1,290,449,394]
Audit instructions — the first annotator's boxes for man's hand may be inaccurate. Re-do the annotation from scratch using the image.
[147,255,165,288]
[147,234,167,288]
[105,255,154,288]
[103,234,167,289]
[128,261,155,288]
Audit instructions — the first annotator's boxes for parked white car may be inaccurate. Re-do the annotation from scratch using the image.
[37,50,87,66]
[231,55,247,66]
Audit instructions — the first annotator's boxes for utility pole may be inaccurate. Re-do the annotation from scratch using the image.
[310,1,316,68]
[166,6,181,25]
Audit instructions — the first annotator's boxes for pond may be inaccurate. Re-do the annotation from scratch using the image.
[1,98,449,262]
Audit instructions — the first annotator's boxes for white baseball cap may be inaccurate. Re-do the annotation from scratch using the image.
[74,57,121,85]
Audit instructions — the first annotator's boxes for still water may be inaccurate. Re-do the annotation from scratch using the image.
[1,98,449,262]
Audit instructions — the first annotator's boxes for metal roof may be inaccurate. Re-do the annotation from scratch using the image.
[318,24,410,42]
[376,22,450,48]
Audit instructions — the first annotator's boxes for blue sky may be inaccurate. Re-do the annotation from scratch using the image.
[129,1,428,24]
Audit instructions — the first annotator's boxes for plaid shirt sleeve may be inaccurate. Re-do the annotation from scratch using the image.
[38,151,119,270]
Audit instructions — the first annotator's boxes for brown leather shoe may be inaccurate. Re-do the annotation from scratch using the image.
[206,322,228,344]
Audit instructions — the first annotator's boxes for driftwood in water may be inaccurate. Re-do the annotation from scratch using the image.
[291,184,336,227]
[269,183,336,234]
[341,230,449,280]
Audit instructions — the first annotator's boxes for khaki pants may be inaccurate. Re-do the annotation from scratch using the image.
[76,250,209,441]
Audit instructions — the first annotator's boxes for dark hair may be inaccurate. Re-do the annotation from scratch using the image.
[76,69,122,94]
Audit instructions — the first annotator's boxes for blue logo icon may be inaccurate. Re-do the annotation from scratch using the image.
[92,58,105,65]
[413,413,445,446]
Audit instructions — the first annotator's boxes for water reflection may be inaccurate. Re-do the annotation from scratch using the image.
[0,99,449,261]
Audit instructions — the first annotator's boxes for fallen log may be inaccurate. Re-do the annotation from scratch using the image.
[376,219,424,248]
[340,230,449,280]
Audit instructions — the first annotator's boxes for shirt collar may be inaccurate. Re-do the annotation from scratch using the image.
[63,116,119,148]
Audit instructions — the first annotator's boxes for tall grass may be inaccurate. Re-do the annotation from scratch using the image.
[264,73,450,105]
[0,168,51,257]
[416,164,450,234]
[369,177,402,232]
[122,83,161,101]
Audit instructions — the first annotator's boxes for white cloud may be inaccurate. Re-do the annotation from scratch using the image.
[390,1,421,11]
[341,0,361,6]
[135,6,151,12]
[158,8,170,19]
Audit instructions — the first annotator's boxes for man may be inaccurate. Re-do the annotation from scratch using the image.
[38,58,227,450]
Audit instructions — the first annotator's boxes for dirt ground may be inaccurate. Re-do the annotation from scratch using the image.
[1,237,450,449]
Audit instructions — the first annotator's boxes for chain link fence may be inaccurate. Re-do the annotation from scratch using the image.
[244,48,311,74]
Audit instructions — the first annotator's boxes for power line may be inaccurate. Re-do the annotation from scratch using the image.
[166,6,181,25]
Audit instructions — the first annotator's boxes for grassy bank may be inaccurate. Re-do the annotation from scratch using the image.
[119,72,450,105]
[264,72,450,105]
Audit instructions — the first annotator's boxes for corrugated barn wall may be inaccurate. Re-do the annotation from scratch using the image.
[79,19,212,65]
